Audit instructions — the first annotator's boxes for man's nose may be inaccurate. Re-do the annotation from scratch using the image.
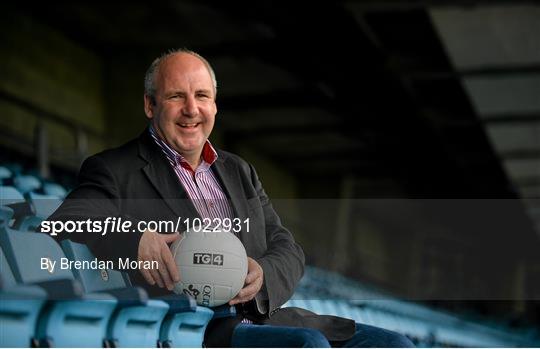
[181,96,198,117]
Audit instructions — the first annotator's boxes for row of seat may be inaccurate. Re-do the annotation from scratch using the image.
[0,225,226,347]
[0,165,68,199]
[4,163,539,347]
[294,267,540,347]
[0,181,232,347]
[0,185,62,232]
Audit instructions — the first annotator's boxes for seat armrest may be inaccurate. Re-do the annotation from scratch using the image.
[211,304,237,318]
[35,278,84,299]
[7,202,34,221]
[157,293,197,313]
[0,284,47,299]
[105,286,148,307]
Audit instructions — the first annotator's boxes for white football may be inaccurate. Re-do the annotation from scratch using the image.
[170,228,248,307]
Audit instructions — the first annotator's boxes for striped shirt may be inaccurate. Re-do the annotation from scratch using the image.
[150,126,253,324]
[149,126,234,222]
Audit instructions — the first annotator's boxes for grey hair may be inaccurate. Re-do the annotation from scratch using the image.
[144,48,218,102]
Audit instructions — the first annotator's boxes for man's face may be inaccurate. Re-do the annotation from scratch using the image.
[144,53,217,160]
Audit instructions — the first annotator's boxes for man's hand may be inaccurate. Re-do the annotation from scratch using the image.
[138,230,180,290]
[229,257,264,305]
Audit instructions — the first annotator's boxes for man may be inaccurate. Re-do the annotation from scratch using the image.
[49,49,413,347]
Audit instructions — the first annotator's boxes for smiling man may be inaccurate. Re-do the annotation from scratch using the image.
[48,49,413,347]
[144,52,217,170]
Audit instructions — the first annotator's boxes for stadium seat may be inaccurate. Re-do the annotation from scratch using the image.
[0,166,11,184]
[61,240,180,348]
[0,186,26,228]
[0,227,117,347]
[13,175,41,194]
[1,164,22,176]
[0,248,47,347]
[16,192,62,232]
[43,182,68,199]
[159,302,214,348]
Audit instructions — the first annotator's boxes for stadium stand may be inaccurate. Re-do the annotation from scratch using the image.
[61,240,214,348]
[0,248,47,347]
[0,228,117,347]
[1,162,539,347]
[288,266,540,347]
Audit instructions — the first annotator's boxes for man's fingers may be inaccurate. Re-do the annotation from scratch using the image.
[138,229,182,289]
[239,283,258,299]
[229,281,260,305]
[161,244,180,282]
[229,292,253,305]
[245,257,263,285]
[245,271,258,284]
[157,258,174,290]
[229,258,263,305]
[161,232,180,244]
[140,268,156,286]
[158,269,173,290]
[150,268,164,288]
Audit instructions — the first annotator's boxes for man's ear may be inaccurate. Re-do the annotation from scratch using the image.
[143,94,155,120]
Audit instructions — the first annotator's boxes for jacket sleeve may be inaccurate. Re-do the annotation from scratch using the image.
[248,163,305,315]
[45,154,143,262]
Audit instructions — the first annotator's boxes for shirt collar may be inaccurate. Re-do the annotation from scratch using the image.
[148,125,218,171]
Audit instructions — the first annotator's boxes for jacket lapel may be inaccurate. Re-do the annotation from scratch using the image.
[213,152,269,314]
[137,130,199,230]
[212,153,249,240]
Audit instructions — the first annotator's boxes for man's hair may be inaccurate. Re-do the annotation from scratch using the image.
[144,48,218,103]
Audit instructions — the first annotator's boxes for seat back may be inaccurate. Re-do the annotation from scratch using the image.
[2,164,22,176]
[0,186,25,207]
[16,192,63,232]
[61,239,130,293]
[0,228,75,284]
[43,182,67,199]
[0,166,12,184]
[0,247,17,289]
[0,247,47,348]
[13,175,41,194]
[0,186,26,227]
[28,192,62,219]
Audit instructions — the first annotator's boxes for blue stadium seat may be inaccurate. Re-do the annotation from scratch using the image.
[61,240,181,348]
[0,186,26,228]
[2,164,22,176]
[13,175,41,194]
[43,182,68,199]
[0,248,47,347]
[16,192,62,232]
[0,227,117,347]
[0,166,12,184]
[159,302,214,348]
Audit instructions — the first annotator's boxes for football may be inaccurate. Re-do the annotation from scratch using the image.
[170,228,248,307]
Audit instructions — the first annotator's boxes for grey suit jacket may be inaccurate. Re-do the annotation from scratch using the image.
[49,128,355,345]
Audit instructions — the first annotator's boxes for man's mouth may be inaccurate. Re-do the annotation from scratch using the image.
[178,122,200,129]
